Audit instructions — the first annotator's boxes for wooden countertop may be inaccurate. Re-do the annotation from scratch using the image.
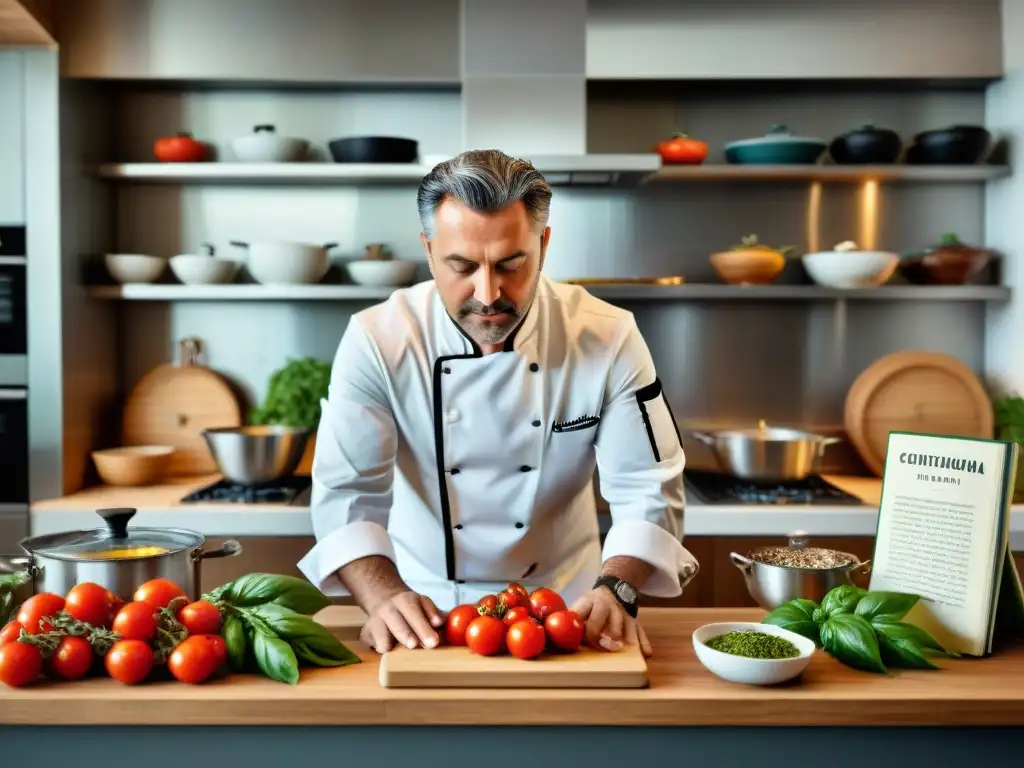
[1,607,1023,726]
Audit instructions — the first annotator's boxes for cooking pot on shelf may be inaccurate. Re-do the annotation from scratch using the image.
[691,419,842,481]
[0,507,242,602]
[730,532,871,610]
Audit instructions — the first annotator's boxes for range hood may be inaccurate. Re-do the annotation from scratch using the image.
[525,154,661,186]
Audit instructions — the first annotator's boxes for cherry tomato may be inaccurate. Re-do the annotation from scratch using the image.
[476,594,499,614]
[112,601,159,642]
[50,635,94,680]
[0,641,42,687]
[153,132,209,163]
[502,605,532,628]
[65,582,118,627]
[0,621,24,646]
[544,610,585,652]
[656,132,709,165]
[444,604,481,646]
[506,582,530,600]
[506,618,546,660]
[465,615,506,656]
[201,634,228,668]
[177,600,222,635]
[528,588,567,622]
[16,592,65,634]
[168,635,219,684]
[133,578,187,610]
[105,639,154,685]
[498,588,526,610]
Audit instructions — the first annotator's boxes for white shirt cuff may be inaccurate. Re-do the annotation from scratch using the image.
[601,519,700,598]
[297,520,397,597]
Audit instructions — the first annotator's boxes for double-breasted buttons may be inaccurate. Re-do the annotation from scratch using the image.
[450,467,461,475]
[515,522,524,529]
[529,363,539,372]
[454,524,463,530]
[443,366,451,374]
[532,419,541,427]
[519,465,532,472]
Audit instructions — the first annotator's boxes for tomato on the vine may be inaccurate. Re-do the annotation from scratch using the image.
[65,582,118,628]
[50,635,94,680]
[506,582,529,600]
[506,618,546,660]
[465,615,506,656]
[528,588,567,622]
[544,610,584,652]
[105,639,154,685]
[444,604,480,646]
[502,605,532,627]
[0,621,23,646]
[168,635,219,684]
[16,592,65,634]
[133,578,187,610]
[177,600,222,635]
[112,601,159,642]
[498,588,526,610]
[0,641,42,687]
[476,594,499,614]
[200,634,228,668]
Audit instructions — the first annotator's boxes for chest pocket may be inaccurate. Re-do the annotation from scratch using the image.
[548,414,600,473]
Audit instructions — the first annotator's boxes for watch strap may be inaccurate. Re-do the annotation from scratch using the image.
[594,575,639,618]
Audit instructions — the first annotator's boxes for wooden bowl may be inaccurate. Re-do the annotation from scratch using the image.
[710,249,786,285]
[92,445,175,486]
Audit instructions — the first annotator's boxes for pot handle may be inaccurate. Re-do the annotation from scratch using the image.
[96,507,137,539]
[817,436,843,457]
[322,242,339,252]
[691,431,715,446]
[0,555,37,577]
[193,540,243,562]
[851,559,872,573]
[229,240,250,250]
[729,552,753,573]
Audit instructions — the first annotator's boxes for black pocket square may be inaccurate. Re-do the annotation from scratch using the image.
[552,415,600,433]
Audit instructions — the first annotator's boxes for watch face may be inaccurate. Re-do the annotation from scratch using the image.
[615,581,638,603]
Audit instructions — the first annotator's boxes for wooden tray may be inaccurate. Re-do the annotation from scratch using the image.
[843,350,994,476]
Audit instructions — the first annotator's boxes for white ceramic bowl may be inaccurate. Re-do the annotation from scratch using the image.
[346,260,418,287]
[692,622,816,686]
[231,125,309,162]
[802,249,899,288]
[105,253,167,284]
[169,254,242,285]
[237,241,331,285]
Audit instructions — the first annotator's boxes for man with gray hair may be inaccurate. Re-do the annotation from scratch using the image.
[298,149,698,657]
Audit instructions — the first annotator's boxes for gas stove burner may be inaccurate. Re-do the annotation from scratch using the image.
[181,476,312,505]
[684,470,862,505]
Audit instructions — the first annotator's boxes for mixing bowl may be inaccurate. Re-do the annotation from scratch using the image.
[202,425,312,485]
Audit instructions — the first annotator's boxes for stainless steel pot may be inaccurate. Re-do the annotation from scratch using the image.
[692,419,841,480]
[730,532,870,610]
[0,507,242,602]
[203,425,311,484]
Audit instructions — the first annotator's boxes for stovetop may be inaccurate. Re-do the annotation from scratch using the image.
[181,476,312,505]
[684,470,863,505]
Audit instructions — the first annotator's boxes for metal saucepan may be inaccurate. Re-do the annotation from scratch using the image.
[203,425,311,485]
[0,507,242,602]
[691,419,842,480]
[730,532,871,610]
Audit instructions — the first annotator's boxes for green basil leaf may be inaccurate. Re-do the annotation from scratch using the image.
[821,585,868,618]
[293,639,360,668]
[251,603,360,666]
[223,614,247,671]
[0,570,30,590]
[875,632,939,670]
[872,620,958,657]
[225,573,329,615]
[761,599,821,645]
[820,614,887,673]
[0,590,13,626]
[253,631,300,685]
[854,591,919,623]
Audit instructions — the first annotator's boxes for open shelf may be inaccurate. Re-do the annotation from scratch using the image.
[643,164,1012,183]
[87,283,1011,303]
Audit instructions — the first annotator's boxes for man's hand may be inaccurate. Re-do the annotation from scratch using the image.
[360,589,445,654]
[570,586,652,658]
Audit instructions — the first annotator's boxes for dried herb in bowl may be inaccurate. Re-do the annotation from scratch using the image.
[752,546,855,569]
[705,630,800,660]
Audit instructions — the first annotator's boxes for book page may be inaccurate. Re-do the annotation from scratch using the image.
[868,432,1007,656]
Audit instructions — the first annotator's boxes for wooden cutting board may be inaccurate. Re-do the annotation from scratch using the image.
[843,350,994,477]
[122,337,243,476]
[315,605,649,689]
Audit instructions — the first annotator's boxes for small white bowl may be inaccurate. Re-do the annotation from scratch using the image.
[346,260,418,287]
[105,253,167,284]
[170,254,242,285]
[802,249,899,288]
[692,622,816,686]
[231,125,309,162]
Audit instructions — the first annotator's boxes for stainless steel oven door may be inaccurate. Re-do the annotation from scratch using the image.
[0,226,27,387]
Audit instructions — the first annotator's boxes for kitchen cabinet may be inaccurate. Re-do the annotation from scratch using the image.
[586,0,1003,81]
[59,0,460,84]
[0,53,24,224]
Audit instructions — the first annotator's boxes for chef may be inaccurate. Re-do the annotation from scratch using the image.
[298,148,699,657]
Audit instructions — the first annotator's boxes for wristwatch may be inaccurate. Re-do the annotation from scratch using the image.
[594,575,639,618]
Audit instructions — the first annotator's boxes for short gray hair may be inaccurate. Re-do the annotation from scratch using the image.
[417,149,552,239]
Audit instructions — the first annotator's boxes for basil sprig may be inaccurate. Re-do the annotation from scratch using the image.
[0,570,31,626]
[205,573,361,685]
[762,585,957,674]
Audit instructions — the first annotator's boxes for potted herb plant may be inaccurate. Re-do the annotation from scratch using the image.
[250,357,332,475]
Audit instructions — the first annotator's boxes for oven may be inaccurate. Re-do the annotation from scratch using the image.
[0,225,28,552]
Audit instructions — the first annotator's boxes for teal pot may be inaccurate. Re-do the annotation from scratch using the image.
[725,124,827,165]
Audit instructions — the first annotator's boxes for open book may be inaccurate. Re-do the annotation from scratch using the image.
[868,431,1024,657]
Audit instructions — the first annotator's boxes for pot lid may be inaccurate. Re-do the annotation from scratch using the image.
[726,124,826,148]
[21,508,203,561]
[705,420,826,441]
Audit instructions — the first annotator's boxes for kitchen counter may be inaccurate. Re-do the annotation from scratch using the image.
[28,475,1024,548]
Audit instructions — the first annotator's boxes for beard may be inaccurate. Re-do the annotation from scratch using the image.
[455,275,541,346]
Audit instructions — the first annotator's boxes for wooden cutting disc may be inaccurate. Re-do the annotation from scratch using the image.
[122,338,242,476]
[843,350,994,477]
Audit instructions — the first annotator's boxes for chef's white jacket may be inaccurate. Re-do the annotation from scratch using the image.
[298,275,699,611]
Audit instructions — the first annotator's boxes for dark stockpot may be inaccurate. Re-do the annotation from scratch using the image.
[0,507,242,602]
[328,136,419,164]
[828,123,902,164]
[900,233,992,285]
[905,125,991,165]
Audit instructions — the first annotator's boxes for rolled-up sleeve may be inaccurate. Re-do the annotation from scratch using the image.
[297,315,398,596]
[595,317,699,598]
